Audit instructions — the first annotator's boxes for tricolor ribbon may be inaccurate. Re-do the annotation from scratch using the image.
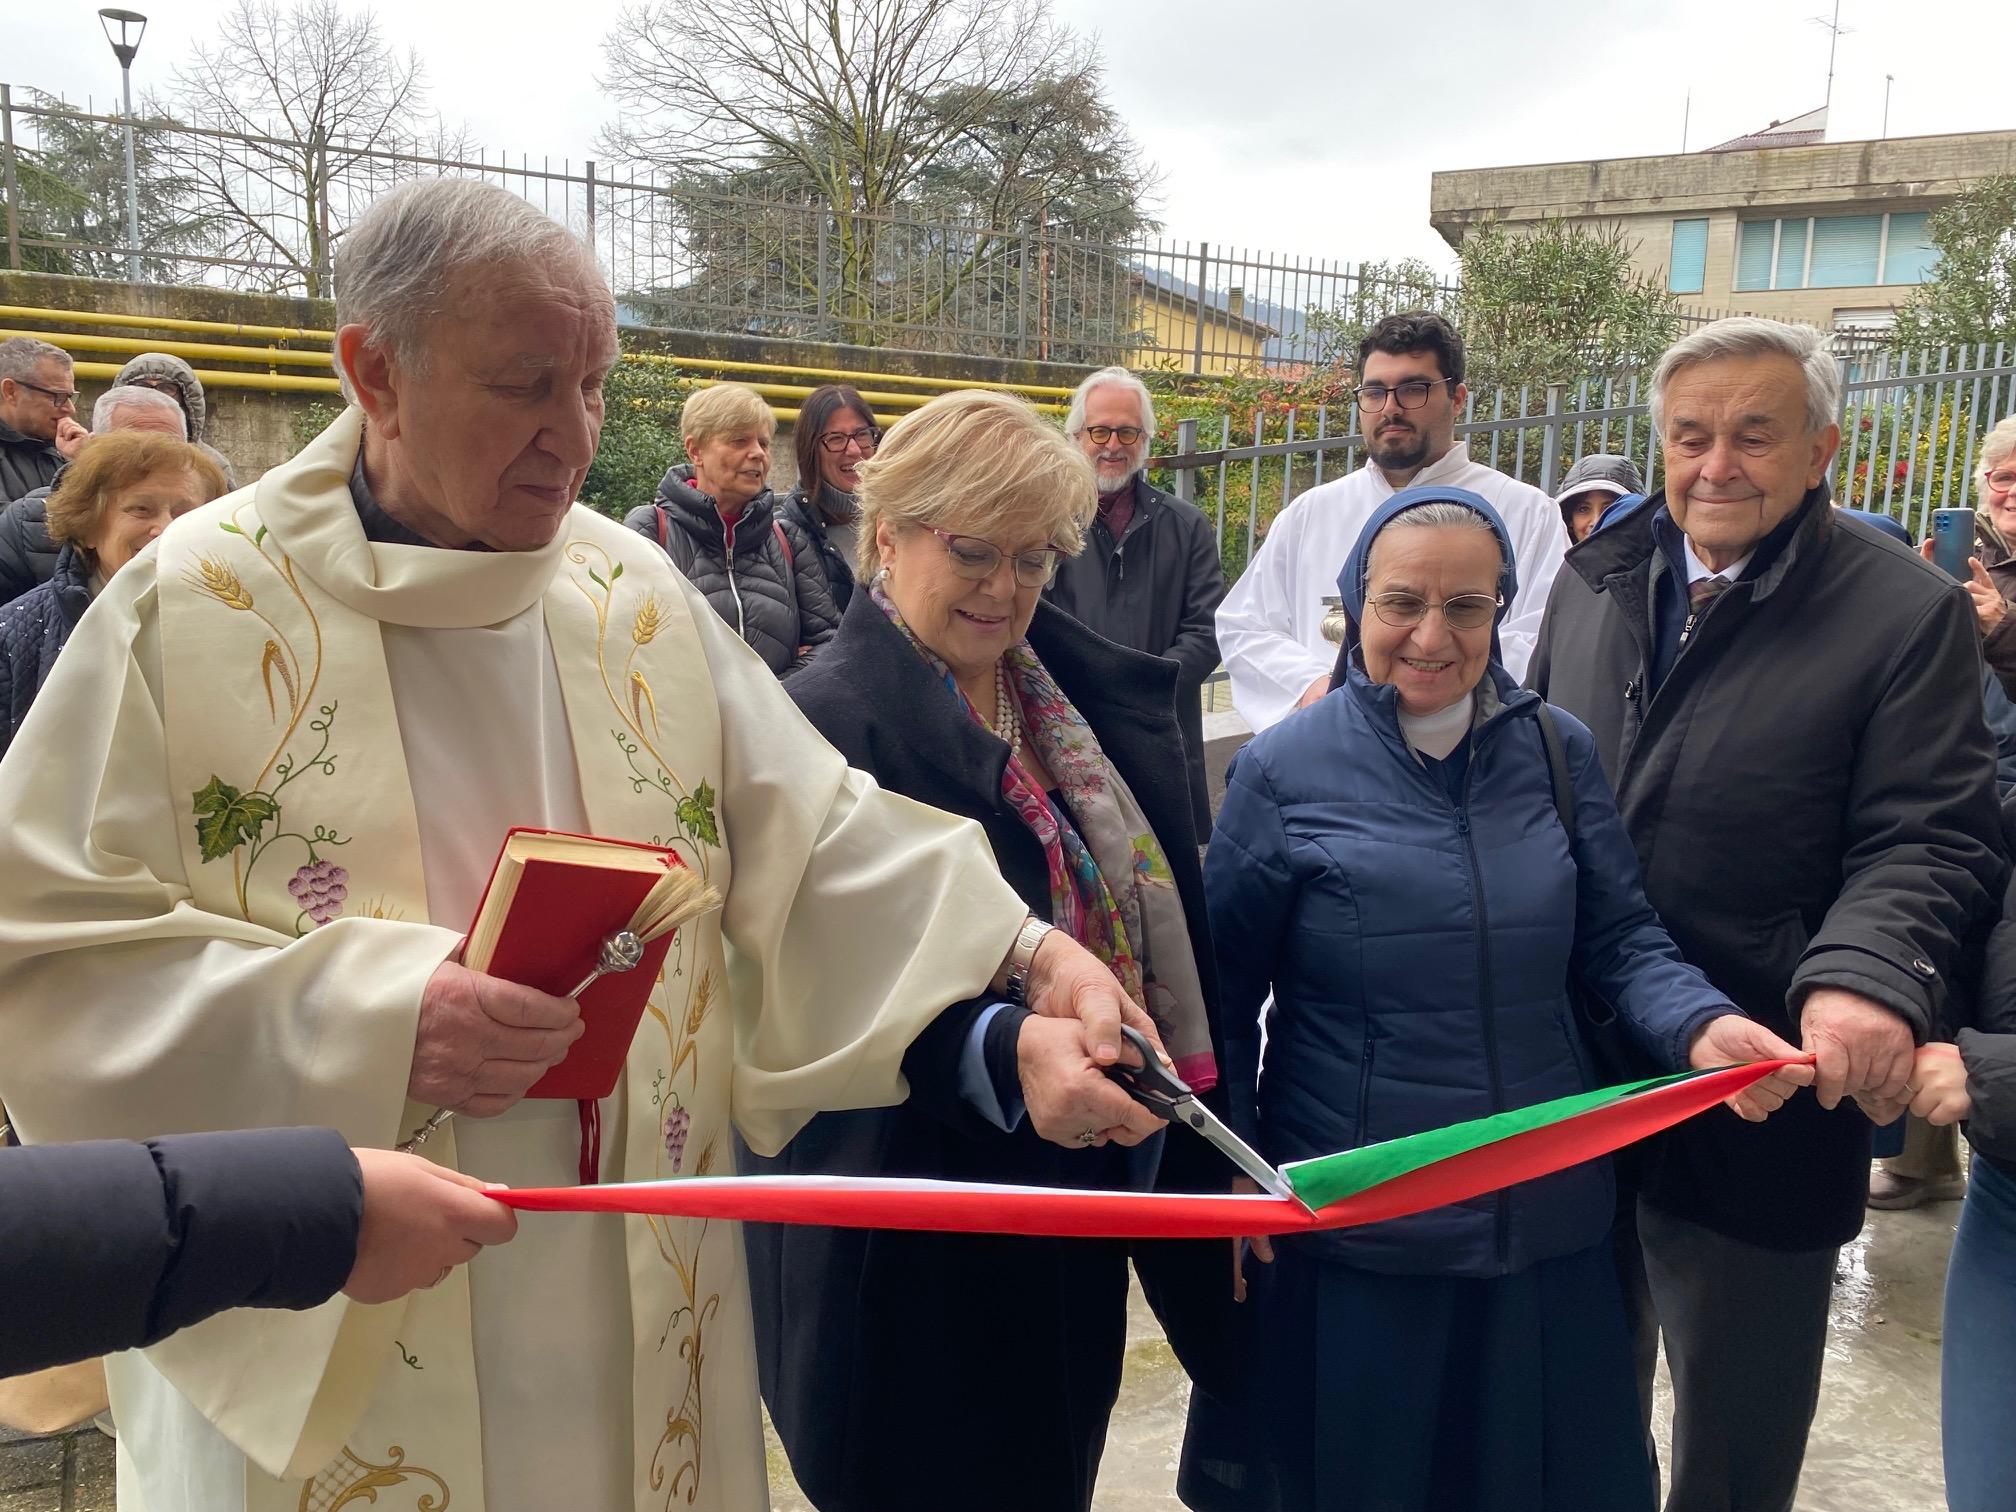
[494,1058,1797,1238]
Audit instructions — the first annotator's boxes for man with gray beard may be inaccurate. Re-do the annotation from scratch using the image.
[1046,366,1225,835]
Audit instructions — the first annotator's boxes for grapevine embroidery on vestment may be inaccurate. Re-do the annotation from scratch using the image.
[296,1444,449,1512]
[566,541,725,1506]
[182,509,350,934]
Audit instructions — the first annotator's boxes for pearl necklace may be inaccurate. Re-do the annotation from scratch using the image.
[988,660,1023,759]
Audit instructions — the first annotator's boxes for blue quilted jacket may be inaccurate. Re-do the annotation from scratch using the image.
[0,542,91,762]
[1207,487,1738,1277]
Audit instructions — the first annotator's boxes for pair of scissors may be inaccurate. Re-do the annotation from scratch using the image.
[1103,1025,1306,1208]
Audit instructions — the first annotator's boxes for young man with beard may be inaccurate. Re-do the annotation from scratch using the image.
[1216,312,1568,731]
[1045,366,1226,835]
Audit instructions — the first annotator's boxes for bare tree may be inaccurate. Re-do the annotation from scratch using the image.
[599,0,1154,351]
[163,0,468,296]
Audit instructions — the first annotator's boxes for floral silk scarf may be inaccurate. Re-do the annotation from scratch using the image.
[872,583,1218,1089]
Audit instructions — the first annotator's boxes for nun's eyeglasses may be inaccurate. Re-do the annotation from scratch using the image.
[1366,592,1502,631]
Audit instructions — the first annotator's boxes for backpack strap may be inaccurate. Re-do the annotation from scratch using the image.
[773,518,795,570]
[654,503,670,550]
[1534,701,1576,850]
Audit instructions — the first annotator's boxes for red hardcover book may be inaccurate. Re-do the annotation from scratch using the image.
[464,828,707,1101]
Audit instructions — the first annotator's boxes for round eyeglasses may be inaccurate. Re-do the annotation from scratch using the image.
[1353,378,1456,413]
[1366,591,1502,631]
[1079,424,1147,445]
[818,426,881,454]
[924,527,1064,588]
[1987,469,2016,495]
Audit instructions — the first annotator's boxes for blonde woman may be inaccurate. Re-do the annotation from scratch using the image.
[745,390,1230,1512]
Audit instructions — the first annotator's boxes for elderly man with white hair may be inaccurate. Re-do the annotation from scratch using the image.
[1045,365,1225,833]
[0,177,1168,1512]
[1530,316,2003,1512]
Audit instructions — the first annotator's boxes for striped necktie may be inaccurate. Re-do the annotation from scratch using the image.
[1688,575,1732,611]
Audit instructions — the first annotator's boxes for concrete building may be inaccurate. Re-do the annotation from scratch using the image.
[1430,120,2016,330]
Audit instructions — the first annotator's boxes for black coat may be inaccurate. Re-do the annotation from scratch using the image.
[779,483,857,610]
[0,1127,360,1376]
[0,541,91,760]
[0,474,59,606]
[1044,476,1226,835]
[0,422,60,510]
[621,465,839,674]
[1529,487,2004,1250]
[744,594,1230,1512]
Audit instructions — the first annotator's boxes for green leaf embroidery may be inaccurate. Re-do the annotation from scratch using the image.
[191,776,280,862]
[589,567,608,590]
[219,522,244,536]
[676,780,719,847]
[610,562,624,582]
[253,525,267,547]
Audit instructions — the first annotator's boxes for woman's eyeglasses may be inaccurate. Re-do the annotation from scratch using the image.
[924,527,1063,588]
[1079,425,1147,445]
[1987,468,2016,495]
[818,427,881,454]
[1366,591,1502,631]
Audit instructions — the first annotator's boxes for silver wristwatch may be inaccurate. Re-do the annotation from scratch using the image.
[1003,916,1054,1003]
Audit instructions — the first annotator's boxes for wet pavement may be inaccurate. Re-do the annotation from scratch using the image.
[766,1197,1959,1512]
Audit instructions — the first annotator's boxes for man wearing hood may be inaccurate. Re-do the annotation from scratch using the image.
[1530,317,2003,1512]
[623,382,838,674]
[1215,311,1568,731]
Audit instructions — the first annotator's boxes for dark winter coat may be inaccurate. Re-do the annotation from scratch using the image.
[1971,518,2016,704]
[622,465,838,674]
[745,593,1229,1512]
[1211,486,1734,1280]
[0,542,92,760]
[779,482,858,610]
[1044,475,1226,836]
[0,485,57,604]
[0,1126,361,1376]
[0,421,60,511]
[1529,486,2005,1250]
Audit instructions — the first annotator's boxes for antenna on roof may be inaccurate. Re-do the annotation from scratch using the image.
[1810,0,1853,119]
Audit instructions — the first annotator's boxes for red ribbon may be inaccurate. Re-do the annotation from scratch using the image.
[496,1058,1793,1239]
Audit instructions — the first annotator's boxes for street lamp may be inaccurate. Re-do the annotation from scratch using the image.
[98,8,147,285]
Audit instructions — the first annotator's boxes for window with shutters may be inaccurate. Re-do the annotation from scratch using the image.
[1727,211,1942,290]
[1668,219,1709,293]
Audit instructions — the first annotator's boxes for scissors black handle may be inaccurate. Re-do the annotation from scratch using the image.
[1101,1024,1190,1115]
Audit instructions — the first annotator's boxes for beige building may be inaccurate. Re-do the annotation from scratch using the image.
[1430,116,2016,329]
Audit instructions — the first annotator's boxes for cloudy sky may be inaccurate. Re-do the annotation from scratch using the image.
[10,0,2014,273]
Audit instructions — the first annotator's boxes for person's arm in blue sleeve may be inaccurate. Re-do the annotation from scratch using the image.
[1204,744,1298,1147]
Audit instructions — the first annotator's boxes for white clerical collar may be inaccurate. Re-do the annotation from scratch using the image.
[1371,442,1470,495]
[1681,534,1753,588]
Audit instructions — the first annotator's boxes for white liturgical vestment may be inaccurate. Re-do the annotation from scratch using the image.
[1215,446,1568,731]
[0,408,1027,1512]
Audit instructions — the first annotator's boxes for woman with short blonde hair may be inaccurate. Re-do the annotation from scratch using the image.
[744,386,1229,1512]
[625,381,837,673]
[2,430,226,756]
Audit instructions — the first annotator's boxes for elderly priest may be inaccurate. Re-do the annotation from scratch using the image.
[0,179,1166,1512]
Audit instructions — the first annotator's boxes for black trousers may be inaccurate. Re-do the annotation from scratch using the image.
[1621,1197,1839,1512]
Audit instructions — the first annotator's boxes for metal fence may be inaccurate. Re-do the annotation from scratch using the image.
[1156,344,2016,592]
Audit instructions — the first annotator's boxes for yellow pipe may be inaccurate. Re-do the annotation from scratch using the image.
[629,350,1077,400]
[72,359,341,394]
[3,328,334,371]
[0,304,334,343]
[692,375,1062,416]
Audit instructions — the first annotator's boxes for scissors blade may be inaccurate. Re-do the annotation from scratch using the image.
[1168,1096,1308,1209]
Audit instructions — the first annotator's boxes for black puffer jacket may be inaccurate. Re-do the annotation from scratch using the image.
[624,466,839,674]
[0,540,91,758]
[0,486,57,605]
[780,482,858,610]
[0,421,60,507]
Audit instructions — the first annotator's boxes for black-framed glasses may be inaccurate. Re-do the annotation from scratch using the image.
[818,426,880,454]
[1079,424,1148,445]
[924,526,1064,588]
[1354,378,1455,413]
[1367,591,1502,631]
[12,378,77,407]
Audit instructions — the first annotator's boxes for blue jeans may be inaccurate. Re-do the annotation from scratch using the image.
[1943,1155,2016,1511]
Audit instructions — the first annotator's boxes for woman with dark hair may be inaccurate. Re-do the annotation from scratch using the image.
[782,383,881,609]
